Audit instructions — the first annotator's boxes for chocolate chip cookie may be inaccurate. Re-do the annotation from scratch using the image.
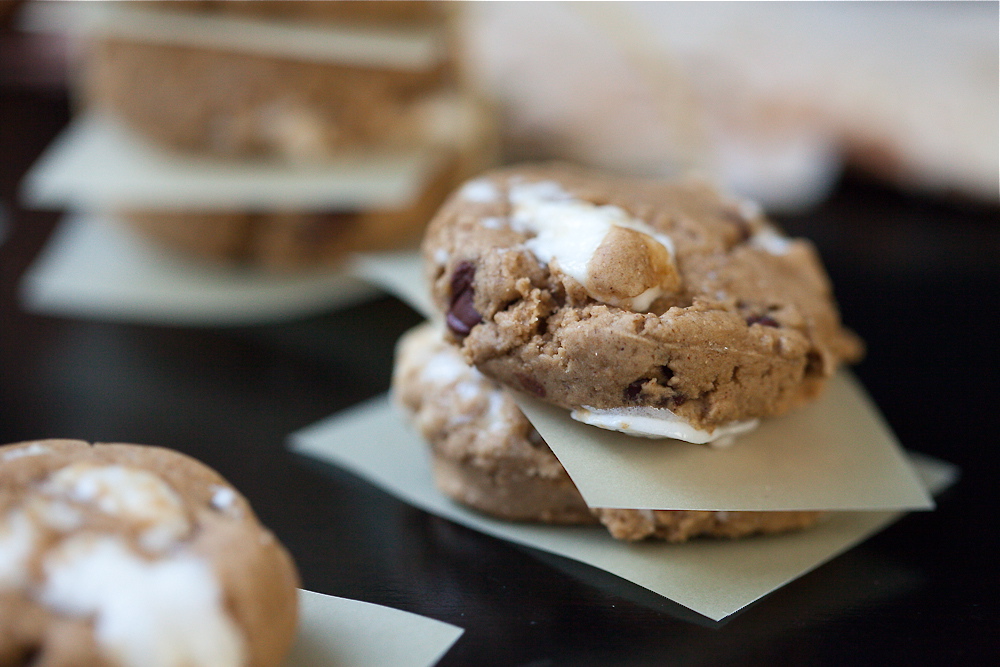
[0,440,299,667]
[423,163,863,442]
[393,323,823,541]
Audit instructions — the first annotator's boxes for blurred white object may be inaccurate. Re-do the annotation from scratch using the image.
[464,2,998,210]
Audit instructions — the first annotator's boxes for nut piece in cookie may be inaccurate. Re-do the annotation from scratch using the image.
[0,440,299,667]
[423,163,863,442]
[392,323,823,542]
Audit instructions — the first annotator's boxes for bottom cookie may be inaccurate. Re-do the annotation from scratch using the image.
[393,324,823,542]
[0,439,299,667]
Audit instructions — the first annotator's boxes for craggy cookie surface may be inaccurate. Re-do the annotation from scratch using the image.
[0,440,299,667]
[393,324,822,541]
[423,164,862,440]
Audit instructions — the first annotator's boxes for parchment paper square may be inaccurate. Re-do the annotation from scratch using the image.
[289,396,956,621]
[289,590,463,667]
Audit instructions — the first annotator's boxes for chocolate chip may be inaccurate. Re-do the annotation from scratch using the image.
[515,373,547,398]
[747,314,780,328]
[447,261,481,336]
[446,289,480,336]
[624,379,645,402]
[450,260,475,295]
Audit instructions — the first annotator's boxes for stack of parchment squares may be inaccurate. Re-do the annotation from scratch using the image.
[291,163,956,622]
[19,0,496,324]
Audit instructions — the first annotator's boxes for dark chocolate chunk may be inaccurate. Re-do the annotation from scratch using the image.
[624,379,645,402]
[447,261,481,336]
[446,289,480,336]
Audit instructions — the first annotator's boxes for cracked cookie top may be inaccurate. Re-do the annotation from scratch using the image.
[422,163,863,439]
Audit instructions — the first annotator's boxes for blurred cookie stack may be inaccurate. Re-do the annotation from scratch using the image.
[37,0,496,270]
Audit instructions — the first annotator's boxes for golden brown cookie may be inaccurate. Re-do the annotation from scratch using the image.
[81,35,455,160]
[392,323,823,542]
[0,440,299,667]
[423,163,863,442]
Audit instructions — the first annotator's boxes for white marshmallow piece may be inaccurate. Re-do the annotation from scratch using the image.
[39,536,245,667]
[508,181,678,310]
[571,405,759,444]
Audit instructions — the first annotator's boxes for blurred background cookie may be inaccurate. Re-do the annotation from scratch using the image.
[0,439,299,667]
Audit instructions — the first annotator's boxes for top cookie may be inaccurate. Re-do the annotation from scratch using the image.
[423,163,862,441]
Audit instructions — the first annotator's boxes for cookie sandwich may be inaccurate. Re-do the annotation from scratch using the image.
[0,439,299,667]
[394,162,863,541]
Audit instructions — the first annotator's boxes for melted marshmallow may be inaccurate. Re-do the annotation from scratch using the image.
[751,227,794,255]
[508,181,678,311]
[485,392,508,434]
[454,381,482,402]
[0,510,36,589]
[2,442,51,461]
[420,349,481,386]
[39,536,245,667]
[460,178,500,203]
[44,464,190,552]
[29,497,84,532]
[570,405,759,444]
[210,486,237,512]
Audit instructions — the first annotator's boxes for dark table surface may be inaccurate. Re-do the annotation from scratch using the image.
[2,79,998,665]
